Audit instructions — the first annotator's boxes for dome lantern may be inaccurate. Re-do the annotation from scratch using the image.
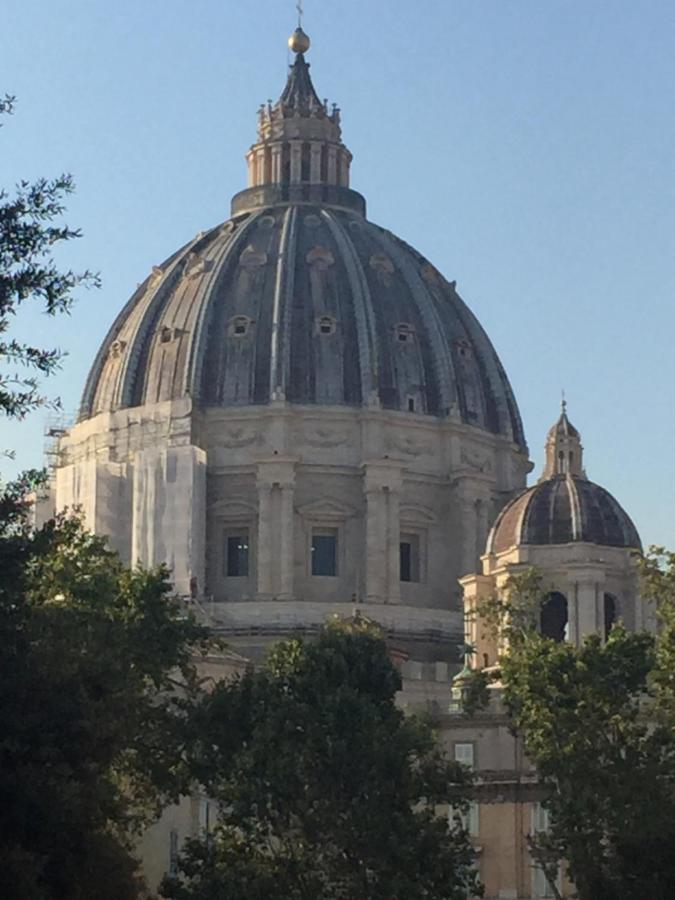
[541,397,585,480]
[239,27,357,214]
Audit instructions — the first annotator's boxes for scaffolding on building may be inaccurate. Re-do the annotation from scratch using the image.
[42,411,74,474]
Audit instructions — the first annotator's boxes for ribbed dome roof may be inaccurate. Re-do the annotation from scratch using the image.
[79,31,524,446]
[487,474,641,553]
[79,208,524,442]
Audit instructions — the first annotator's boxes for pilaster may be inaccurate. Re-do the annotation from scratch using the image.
[289,141,302,184]
[310,141,322,183]
[362,459,404,604]
[256,457,298,599]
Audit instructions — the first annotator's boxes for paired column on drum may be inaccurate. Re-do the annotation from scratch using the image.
[256,457,297,600]
[571,574,601,644]
[455,475,493,577]
[363,460,404,604]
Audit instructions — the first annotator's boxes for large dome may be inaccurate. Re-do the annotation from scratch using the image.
[79,44,524,447]
[80,203,523,443]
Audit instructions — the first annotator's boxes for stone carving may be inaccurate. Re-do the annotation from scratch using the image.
[388,435,432,456]
[421,263,441,285]
[184,251,213,279]
[109,340,127,359]
[297,498,356,521]
[148,266,163,289]
[305,427,347,448]
[454,338,472,359]
[220,427,260,449]
[369,253,395,285]
[209,497,257,519]
[258,215,275,230]
[460,447,493,474]
[306,246,335,270]
[239,245,268,268]
[400,502,437,525]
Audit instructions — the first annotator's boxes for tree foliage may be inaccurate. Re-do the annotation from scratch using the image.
[162,619,481,900]
[475,564,675,900]
[0,94,99,421]
[0,479,213,900]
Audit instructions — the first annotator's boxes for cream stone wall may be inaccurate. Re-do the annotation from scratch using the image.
[439,703,578,899]
[462,540,646,662]
[53,398,529,647]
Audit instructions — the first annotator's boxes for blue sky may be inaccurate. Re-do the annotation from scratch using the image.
[2,0,674,548]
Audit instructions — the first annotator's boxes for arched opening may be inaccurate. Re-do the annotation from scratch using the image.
[541,592,568,642]
[604,593,617,640]
[301,143,311,182]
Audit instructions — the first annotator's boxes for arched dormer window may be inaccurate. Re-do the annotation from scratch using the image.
[316,315,336,336]
[229,315,253,337]
[395,323,414,344]
[541,592,568,643]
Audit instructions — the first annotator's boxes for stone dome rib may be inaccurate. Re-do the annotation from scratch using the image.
[80,205,526,447]
[321,209,376,404]
[184,218,261,400]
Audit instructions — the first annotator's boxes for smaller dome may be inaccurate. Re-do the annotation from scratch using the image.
[487,474,641,554]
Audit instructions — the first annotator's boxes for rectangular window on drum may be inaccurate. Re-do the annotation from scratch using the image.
[400,533,420,582]
[225,531,249,577]
[311,530,337,576]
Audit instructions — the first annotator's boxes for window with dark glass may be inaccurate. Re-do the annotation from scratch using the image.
[318,315,336,335]
[225,532,249,577]
[169,829,179,877]
[604,593,617,640]
[233,316,249,336]
[400,533,420,582]
[311,530,337,576]
[540,591,568,642]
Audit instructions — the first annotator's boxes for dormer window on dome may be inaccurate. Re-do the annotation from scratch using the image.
[316,315,336,336]
[396,323,415,344]
[229,316,254,337]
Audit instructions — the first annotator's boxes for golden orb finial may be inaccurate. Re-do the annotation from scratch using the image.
[289,26,311,54]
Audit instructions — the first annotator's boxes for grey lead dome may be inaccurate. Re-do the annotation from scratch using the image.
[80,206,524,444]
[487,474,642,553]
[80,39,524,447]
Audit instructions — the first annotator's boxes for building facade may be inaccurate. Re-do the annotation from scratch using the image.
[45,26,644,899]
